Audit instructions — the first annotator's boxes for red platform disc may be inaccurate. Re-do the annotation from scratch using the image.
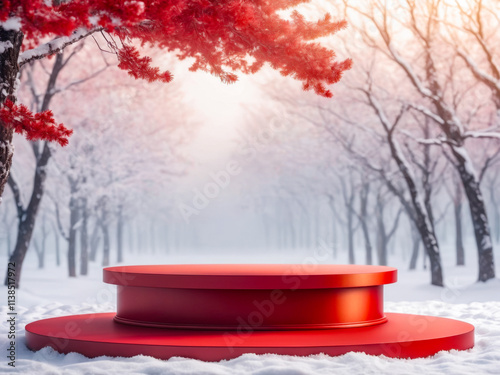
[103,264,398,289]
[25,312,474,360]
[104,264,397,330]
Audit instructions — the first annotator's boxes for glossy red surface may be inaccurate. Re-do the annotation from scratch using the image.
[103,264,398,289]
[25,265,475,360]
[114,285,386,329]
[107,264,395,329]
[25,312,474,360]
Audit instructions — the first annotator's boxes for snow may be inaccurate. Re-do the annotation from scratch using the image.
[386,43,437,100]
[464,131,500,140]
[408,104,445,126]
[0,17,22,31]
[481,236,492,251]
[1,246,499,374]
[452,145,477,180]
[392,139,416,181]
[18,28,98,66]
[0,41,13,54]
[458,50,500,94]
[2,300,499,375]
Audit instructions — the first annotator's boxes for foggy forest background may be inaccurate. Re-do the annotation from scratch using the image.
[1,0,500,289]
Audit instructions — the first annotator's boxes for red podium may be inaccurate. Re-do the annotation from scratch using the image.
[25,265,474,360]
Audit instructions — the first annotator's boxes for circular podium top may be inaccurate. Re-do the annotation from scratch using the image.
[103,264,397,290]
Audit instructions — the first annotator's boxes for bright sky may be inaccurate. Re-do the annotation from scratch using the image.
[161,63,286,250]
[174,64,266,185]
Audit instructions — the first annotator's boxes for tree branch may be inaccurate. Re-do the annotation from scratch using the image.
[7,173,25,220]
[54,201,69,242]
[19,27,104,67]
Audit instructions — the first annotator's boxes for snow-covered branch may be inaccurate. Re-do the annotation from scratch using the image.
[400,129,446,146]
[457,50,500,95]
[387,44,437,101]
[408,104,445,125]
[464,131,500,140]
[19,28,104,67]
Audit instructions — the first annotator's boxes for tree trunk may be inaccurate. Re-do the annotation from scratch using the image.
[6,222,12,257]
[0,124,13,201]
[117,205,124,263]
[454,200,465,266]
[67,195,79,278]
[327,196,338,259]
[360,219,372,265]
[55,229,60,267]
[387,137,443,286]
[347,208,355,264]
[1,28,23,287]
[401,175,442,284]
[50,220,61,266]
[375,207,387,266]
[359,184,373,265]
[0,27,23,199]
[80,198,89,275]
[89,222,100,262]
[33,240,44,269]
[3,50,66,287]
[341,178,356,265]
[101,222,110,267]
[4,144,51,287]
[2,208,15,257]
[490,184,500,243]
[451,146,495,281]
[409,222,421,270]
[100,201,111,267]
[453,182,465,266]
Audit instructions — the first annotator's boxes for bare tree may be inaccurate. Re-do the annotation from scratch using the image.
[345,0,497,282]
[4,45,108,287]
[338,168,358,264]
[32,213,50,269]
[356,177,373,265]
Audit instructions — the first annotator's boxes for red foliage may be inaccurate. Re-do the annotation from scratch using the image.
[0,100,73,146]
[118,45,173,83]
[1,0,352,143]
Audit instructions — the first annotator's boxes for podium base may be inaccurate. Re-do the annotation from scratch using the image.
[26,312,474,360]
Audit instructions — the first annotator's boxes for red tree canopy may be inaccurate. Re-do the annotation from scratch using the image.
[0,0,352,144]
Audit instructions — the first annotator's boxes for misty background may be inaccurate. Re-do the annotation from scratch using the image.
[1,0,499,291]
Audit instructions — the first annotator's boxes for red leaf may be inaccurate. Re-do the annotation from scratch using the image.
[0,99,72,146]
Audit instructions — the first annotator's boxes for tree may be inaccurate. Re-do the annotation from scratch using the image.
[344,0,496,282]
[1,0,352,193]
[47,67,190,277]
[444,170,466,266]
[4,44,107,286]
[1,0,351,287]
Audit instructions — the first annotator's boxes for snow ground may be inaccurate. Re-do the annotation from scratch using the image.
[1,244,499,374]
[2,301,499,375]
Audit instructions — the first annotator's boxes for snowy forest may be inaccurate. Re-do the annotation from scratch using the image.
[2,0,499,289]
[0,0,500,373]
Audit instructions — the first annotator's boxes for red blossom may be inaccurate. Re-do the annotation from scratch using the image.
[1,0,350,96]
[0,99,73,146]
[1,0,352,144]
[117,45,173,83]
